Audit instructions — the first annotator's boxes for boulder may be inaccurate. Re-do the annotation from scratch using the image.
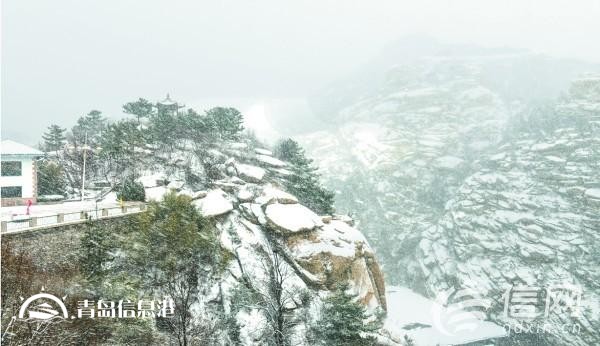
[236,187,255,202]
[167,180,185,190]
[273,168,293,176]
[255,154,287,168]
[265,203,322,233]
[239,203,267,225]
[251,203,267,225]
[230,176,246,185]
[235,163,266,183]
[333,214,355,226]
[584,188,600,200]
[191,190,208,200]
[255,148,273,156]
[255,186,298,205]
[286,220,387,310]
[239,203,258,224]
[193,189,233,217]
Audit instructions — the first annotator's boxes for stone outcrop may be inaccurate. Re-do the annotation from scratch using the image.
[265,203,323,234]
[136,139,388,314]
[193,188,233,217]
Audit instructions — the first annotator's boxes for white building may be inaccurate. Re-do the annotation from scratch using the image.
[1,140,43,206]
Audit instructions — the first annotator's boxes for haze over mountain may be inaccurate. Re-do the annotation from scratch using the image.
[295,40,600,344]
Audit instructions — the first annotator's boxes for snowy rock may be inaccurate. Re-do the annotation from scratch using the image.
[286,220,386,309]
[235,163,266,183]
[239,203,258,224]
[255,185,298,205]
[272,168,293,176]
[167,180,185,190]
[230,176,246,185]
[207,149,228,162]
[255,154,287,168]
[214,180,239,192]
[226,165,237,176]
[251,203,267,225]
[584,188,600,200]
[239,203,267,225]
[228,142,248,150]
[82,127,390,333]
[333,214,355,226]
[191,190,208,200]
[236,187,255,202]
[137,172,167,188]
[193,189,233,217]
[265,203,323,233]
[254,148,273,156]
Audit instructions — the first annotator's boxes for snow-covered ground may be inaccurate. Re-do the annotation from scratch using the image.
[385,286,506,346]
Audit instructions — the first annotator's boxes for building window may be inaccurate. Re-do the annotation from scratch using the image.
[1,161,22,176]
[1,186,22,198]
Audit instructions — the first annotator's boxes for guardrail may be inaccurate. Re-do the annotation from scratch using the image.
[1,203,147,234]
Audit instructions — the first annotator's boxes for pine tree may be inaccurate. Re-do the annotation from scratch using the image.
[147,107,179,149]
[205,107,244,140]
[274,138,335,215]
[178,108,213,141]
[41,124,67,151]
[123,98,154,125]
[99,119,145,176]
[117,175,146,202]
[72,110,107,145]
[130,192,223,345]
[312,283,379,346]
[37,160,67,196]
[79,221,113,284]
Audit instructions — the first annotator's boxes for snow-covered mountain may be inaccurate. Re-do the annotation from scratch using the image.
[418,76,600,345]
[297,43,600,345]
[133,140,392,344]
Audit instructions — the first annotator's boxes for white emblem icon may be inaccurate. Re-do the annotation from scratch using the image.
[18,288,68,320]
[431,287,492,336]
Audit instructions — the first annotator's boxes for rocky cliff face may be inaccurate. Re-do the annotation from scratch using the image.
[299,47,600,344]
[300,55,515,286]
[418,77,600,345]
[137,140,387,343]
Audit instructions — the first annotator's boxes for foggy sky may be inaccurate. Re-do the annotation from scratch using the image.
[3,0,600,145]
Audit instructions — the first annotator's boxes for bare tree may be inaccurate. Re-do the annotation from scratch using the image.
[232,241,311,346]
[156,268,223,346]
